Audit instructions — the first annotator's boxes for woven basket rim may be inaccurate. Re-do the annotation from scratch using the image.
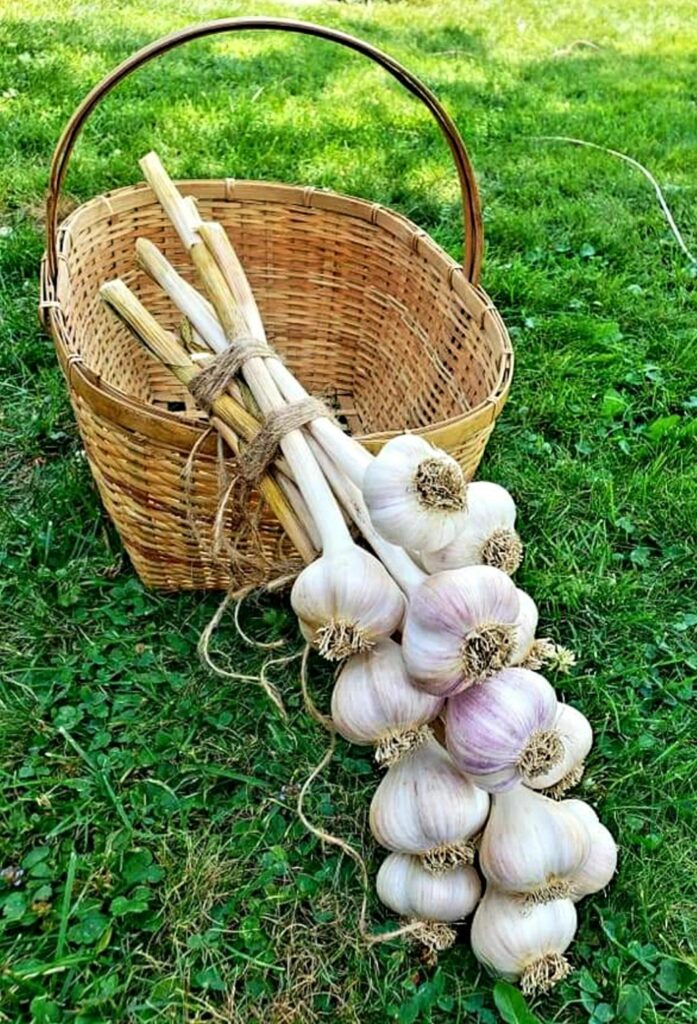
[41,177,514,450]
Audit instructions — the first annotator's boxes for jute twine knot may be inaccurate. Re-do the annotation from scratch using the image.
[189,334,331,486]
[188,337,273,410]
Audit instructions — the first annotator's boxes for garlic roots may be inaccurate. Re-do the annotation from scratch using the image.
[403,565,521,696]
[446,667,562,792]
[471,887,577,994]
[370,733,490,871]
[362,434,470,554]
[479,788,590,904]
[421,481,522,576]
[291,548,405,660]
[526,704,593,796]
[330,639,443,763]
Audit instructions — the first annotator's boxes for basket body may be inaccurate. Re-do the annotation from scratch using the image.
[41,179,513,591]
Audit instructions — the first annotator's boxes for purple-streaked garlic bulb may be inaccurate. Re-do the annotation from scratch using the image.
[369,733,490,872]
[402,565,521,697]
[526,704,593,798]
[445,667,562,792]
[330,639,443,766]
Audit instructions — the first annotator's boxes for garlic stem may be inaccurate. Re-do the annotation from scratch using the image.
[274,474,322,552]
[265,357,372,484]
[307,439,427,595]
[99,279,316,563]
[139,154,370,487]
[135,238,351,556]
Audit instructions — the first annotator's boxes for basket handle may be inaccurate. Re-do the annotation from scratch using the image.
[46,17,483,284]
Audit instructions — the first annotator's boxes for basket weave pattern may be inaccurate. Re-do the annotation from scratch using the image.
[40,20,513,592]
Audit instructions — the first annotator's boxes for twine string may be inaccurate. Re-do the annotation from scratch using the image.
[188,337,273,409]
[533,136,697,268]
[296,645,429,952]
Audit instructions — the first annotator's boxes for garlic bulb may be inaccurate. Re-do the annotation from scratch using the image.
[331,639,443,764]
[526,704,593,797]
[446,667,562,792]
[471,887,577,994]
[402,565,520,696]
[480,788,590,903]
[362,434,469,554]
[510,590,539,665]
[564,800,618,900]
[376,852,481,922]
[291,548,405,660]
[421,481,522,576]
[370,734,490,872]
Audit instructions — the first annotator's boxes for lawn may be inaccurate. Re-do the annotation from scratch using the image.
[0,0,696,1021]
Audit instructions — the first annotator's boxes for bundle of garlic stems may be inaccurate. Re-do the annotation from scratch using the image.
[99,151,617,993]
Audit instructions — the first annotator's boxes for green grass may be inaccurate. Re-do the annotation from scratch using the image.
[1,0,696,1021]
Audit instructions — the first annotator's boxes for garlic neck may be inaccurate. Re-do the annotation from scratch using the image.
[265,358,372,485]
[307,436,427,596]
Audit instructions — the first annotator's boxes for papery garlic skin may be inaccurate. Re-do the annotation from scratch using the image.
[471,887,577,994]
[564,800,618,900]
[446,667,561,792]
[403,565,521,697]
[480,788,591,903]
[510,590,539,665]
[376,852,481,922]
[421,482,522,576]
[331,639,443,761]
[362,435,469,554]
[291,548,405,660]
[527,704,593,795]
[370,734,490,870]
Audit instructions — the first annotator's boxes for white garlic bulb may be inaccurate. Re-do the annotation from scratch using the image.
[480,788,591,904]
[510,590,539,665]
[564,800,618,900]
[376,852,481,922]
[370,734,490,872]
[291,548,405,660]
[421,481,522,576]
[402,565,521,697]
[330,639,443,764]
[526,704,593,797]
[446,667,562,792]
[362,434,470,554]
[471,887,577,994]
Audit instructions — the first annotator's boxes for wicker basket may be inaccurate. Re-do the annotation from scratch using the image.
[40,18,514,592]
